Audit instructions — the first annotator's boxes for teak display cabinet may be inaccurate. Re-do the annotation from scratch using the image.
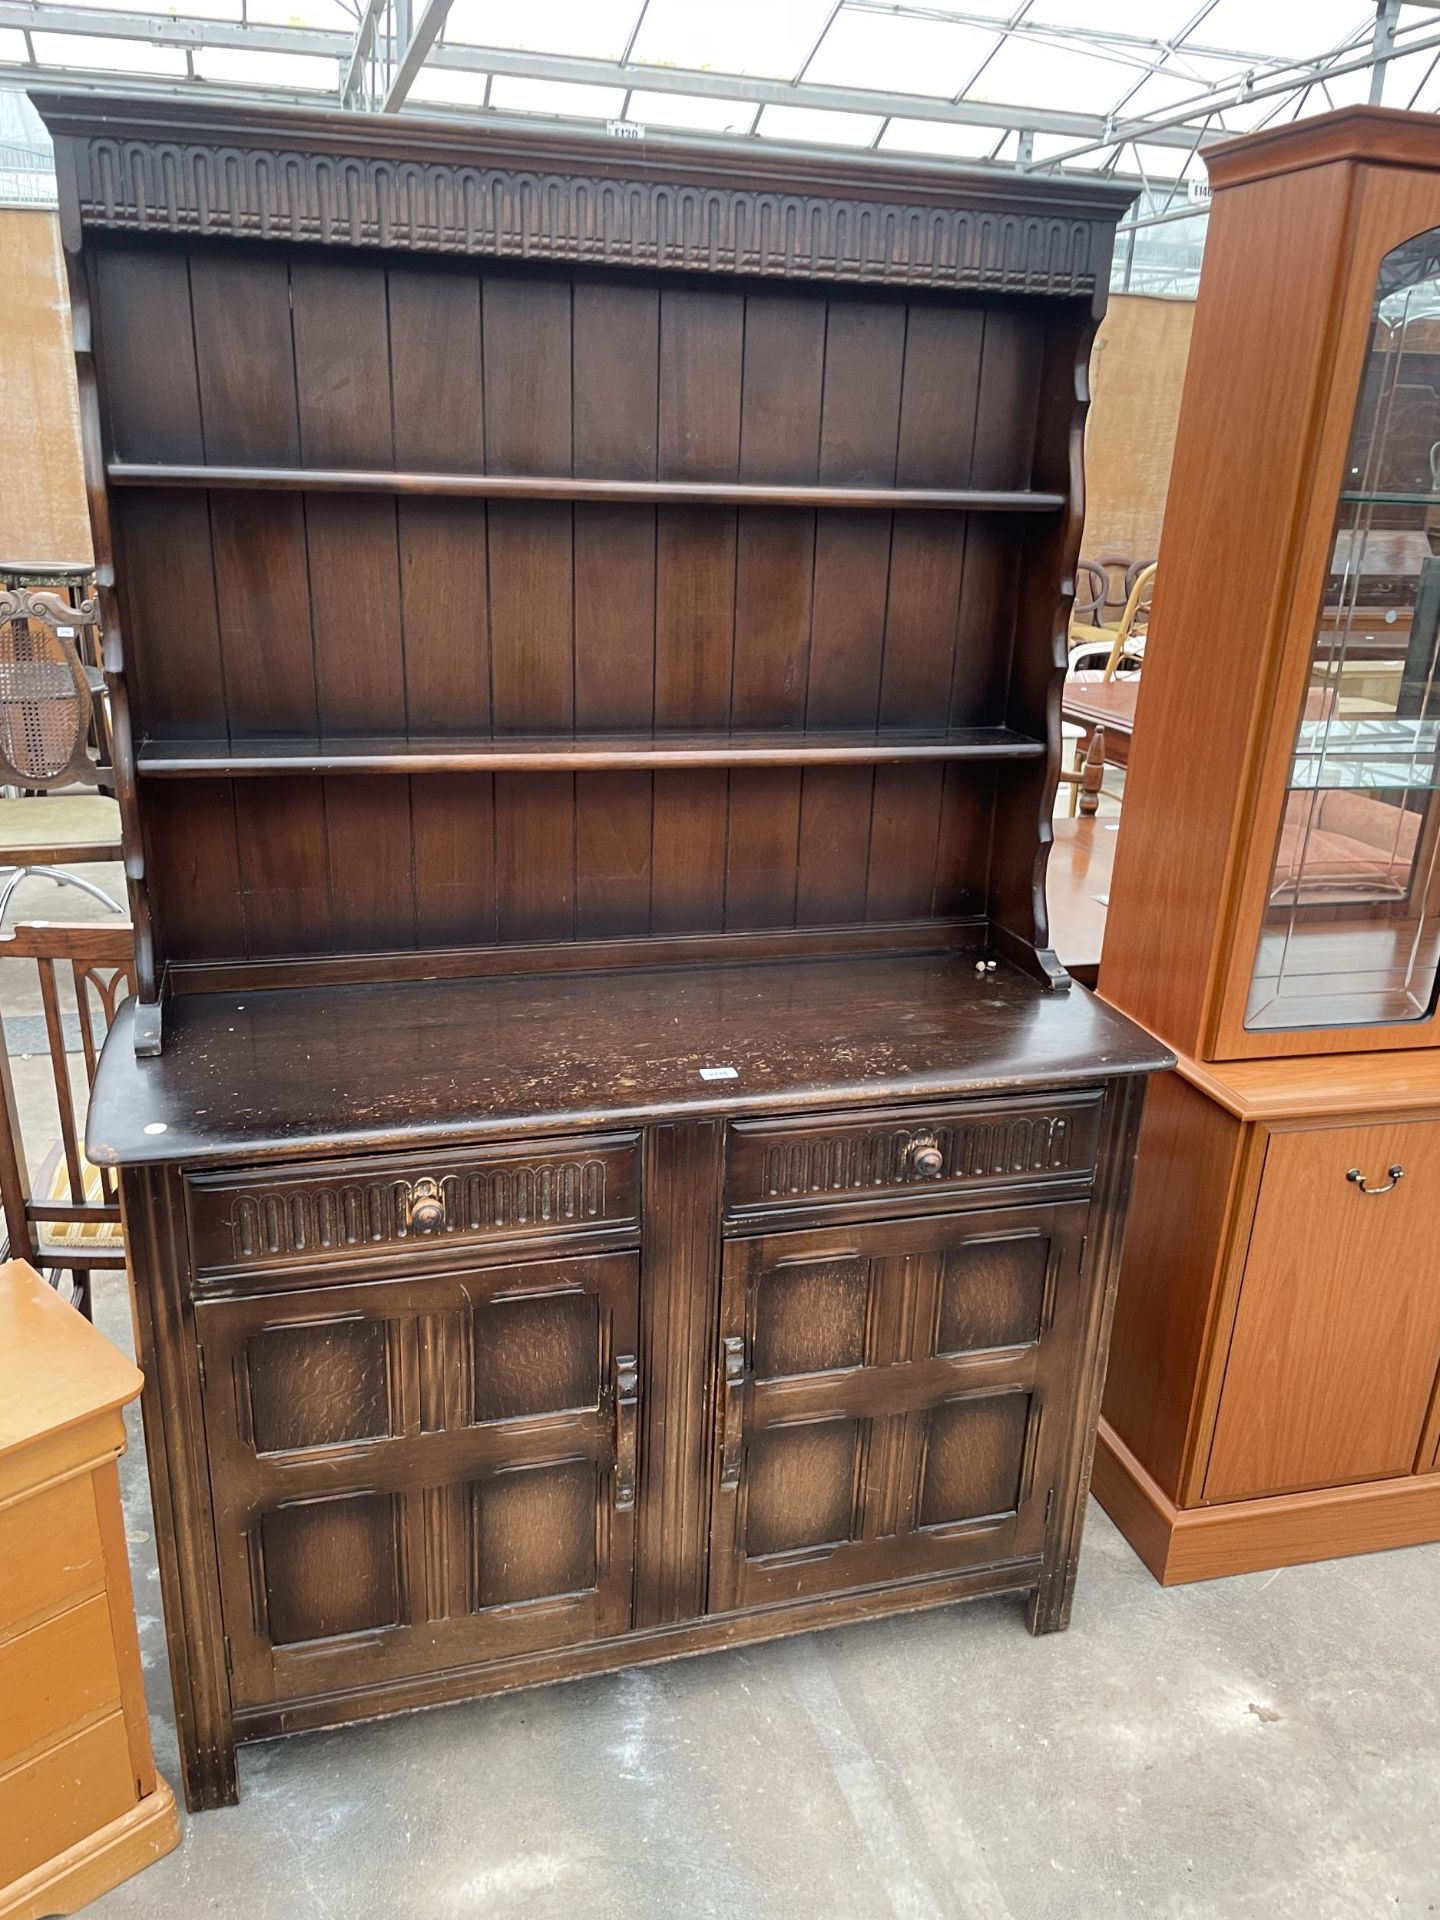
[41,91,1168,1810]
[1097,108,1440,1585]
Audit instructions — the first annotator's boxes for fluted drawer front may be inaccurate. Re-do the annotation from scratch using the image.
[186,1133,640,1281]
[725,1094,1101,1222]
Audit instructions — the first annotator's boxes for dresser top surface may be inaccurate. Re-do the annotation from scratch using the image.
[87,953,1170,1169]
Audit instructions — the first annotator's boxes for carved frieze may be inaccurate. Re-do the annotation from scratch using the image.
[70,133,1108,295]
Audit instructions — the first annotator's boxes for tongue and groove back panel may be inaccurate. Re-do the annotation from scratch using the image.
[91,238,1070,971]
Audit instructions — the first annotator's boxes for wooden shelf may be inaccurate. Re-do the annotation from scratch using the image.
[135,727,1047,777]
[105,461,1065,514]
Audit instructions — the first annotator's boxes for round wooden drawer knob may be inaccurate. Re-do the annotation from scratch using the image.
[911,1142,945,1178]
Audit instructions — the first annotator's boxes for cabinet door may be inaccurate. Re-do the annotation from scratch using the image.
[708,1205,1088,1613]
[197,1250,638,1710]
[1206,1120,1440,1502]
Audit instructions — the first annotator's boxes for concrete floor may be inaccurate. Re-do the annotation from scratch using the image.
[6,796,1439,1919]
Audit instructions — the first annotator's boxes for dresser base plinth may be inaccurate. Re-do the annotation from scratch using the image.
[0,1780,179,1920]
[1094,1420,1440,1586]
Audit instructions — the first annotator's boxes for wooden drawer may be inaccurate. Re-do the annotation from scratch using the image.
[0,1594,122,1774]
[186,1132,640,1282]
[0,1474,105,1641]
[725,1093,1102,1224]
[0,1710,136,1887]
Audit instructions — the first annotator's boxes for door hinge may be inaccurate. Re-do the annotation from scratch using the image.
[222,1634,233,1678]
[196,1343,207,1391]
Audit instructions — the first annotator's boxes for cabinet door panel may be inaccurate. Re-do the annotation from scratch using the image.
[1206,1120,1440,1501]
[917,1390,1031,1529]
[198,1250,637,1709]
[708,1205,1087,1612]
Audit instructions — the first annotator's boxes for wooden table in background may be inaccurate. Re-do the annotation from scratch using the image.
[1048,815,1119,987]
[1062,680,1140,768]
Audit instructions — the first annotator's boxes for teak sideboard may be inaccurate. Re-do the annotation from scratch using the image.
[39,91,1169,1810]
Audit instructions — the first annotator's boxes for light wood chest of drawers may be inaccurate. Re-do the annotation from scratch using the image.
[0,1261,178,1920]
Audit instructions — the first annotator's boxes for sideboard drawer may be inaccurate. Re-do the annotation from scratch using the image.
[725,1093,1102,1223]
[186,1133,640,1281]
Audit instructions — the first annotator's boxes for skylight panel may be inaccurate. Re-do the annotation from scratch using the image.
[878,118,1009,159]
[1191,0,1370,63]
[1029,132,1121,171]
[51,0,242,17]
[29,31,187,72]
[1110,141,1191,180]
[624,91,760,134]
[1382,46,1440,110]
[757,104,886,146]
[442,0,640,59]
[880,0,1013,15]
[1026,0,1196,31]
[1210,89,1307,131]
[0,27,27,60]
[802,11,999,100]
[487,75,626,119]
[407,69,492,107]
[191,46,336,86]
[966,35,1148,113]
[241,0,354,26]
[631,0,838,82]
[1116,50,1253,120]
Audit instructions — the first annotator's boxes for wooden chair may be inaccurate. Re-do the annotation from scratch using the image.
[1068,562,1157,682]
[1093,554,1135,626]
[1056,726,1107,818]
[0,588,123,921]
[1073,560,1106,628]
[0,919,135,1319]
[0,587,108,792]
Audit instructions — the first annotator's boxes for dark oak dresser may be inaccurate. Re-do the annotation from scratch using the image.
[38,91,1171,1810]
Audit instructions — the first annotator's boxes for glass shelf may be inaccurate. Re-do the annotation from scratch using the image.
[1339,489,1440,507]
[1290,717,1440,792]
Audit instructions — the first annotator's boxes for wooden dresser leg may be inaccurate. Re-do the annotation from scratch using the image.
[121,1166,240,1811]
[1025,1572,1072,1636]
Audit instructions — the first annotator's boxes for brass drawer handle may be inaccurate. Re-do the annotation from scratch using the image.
[719,1335,748,1490]
[1347,1164,1404,1196]
[909,1135,945,1179]
[613,1352,638,1512]
[406,1177,446,1234]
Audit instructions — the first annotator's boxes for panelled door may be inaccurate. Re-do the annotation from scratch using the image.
[708,1204,1088,1612]
[197,1250,638,1710]
[1205,1118,1440,1501]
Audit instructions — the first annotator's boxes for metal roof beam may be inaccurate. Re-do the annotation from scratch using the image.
[0,1,345,55]
[420,39,1211,148]
[0,2,1210,149]
[842,0,1307,71]
[1028,17,1440,168]
[380,0,451,111]
[341,0,389,109]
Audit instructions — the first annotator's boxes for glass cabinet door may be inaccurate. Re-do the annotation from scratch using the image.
[1247,228,1440,1032]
